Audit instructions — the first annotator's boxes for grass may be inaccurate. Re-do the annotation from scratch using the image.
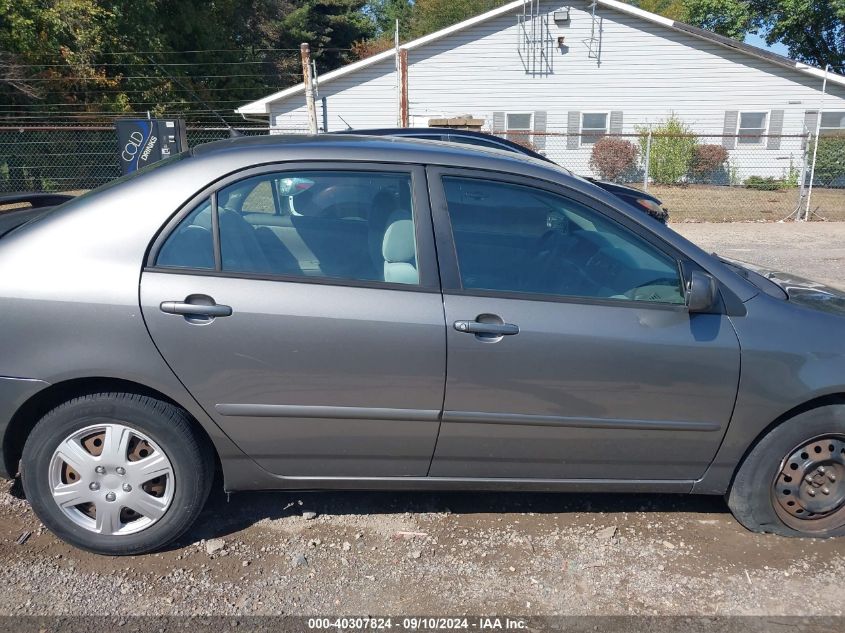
[647,185,845,223]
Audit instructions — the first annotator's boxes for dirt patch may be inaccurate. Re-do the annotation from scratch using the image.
[1,481,844,617]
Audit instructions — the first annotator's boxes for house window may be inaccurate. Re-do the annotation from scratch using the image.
[737,112,768,145]
[506,112,533,143]
[581,113,608,145]
[820,111,845,136]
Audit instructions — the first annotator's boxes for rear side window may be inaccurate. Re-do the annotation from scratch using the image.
[442,177,684,304]
[155,199,214,270]
[156,171,420,286]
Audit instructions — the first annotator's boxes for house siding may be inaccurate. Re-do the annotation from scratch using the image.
[268,1,845,180]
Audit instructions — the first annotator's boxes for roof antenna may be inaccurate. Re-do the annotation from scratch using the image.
[146,55,242,138]
[337,114,353,131]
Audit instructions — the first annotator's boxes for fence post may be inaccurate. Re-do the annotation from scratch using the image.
[796,137,809,218]
[803,63,829,221]
[643,125,652,192]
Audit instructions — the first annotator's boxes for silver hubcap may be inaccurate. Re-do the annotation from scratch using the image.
[48,423,175,536]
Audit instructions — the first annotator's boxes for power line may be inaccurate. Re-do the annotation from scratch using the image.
[12,60,296,68]
[0,107,257,115]
[5,86,283,94]
[22,73,300,81]
[18,47,354,58]
[0,99,258,108]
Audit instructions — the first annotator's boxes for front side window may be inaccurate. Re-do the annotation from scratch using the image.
[820,111,845,136]
[581,113,608,145]
[158,171,419,286]
[738,112,768,144]
[506,112,533,143]
[442,176,684,304]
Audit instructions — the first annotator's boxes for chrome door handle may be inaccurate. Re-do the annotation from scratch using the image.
[454,320,519,335]
[160,300,232,317]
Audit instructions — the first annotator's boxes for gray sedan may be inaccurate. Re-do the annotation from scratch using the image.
[1,135,844,555]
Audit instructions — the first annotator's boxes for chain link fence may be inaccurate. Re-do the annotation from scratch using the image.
[498,130,845,221]
[0,124,269,194]
[1,124,843,221]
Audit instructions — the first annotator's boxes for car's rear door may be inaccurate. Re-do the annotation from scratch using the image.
[427,167,741,482]
[140,163,446,478]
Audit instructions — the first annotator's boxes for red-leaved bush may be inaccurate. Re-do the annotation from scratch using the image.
[589,137,639,181]
[691,144,729,177]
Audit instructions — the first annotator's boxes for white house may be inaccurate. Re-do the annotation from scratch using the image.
[237,0,845,180]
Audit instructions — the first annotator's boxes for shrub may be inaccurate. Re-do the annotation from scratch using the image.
[589,136,639,182]
[810,132,845,186]
[637,114,697,185]
[691,144,729,179]
[744,176,786,191]
[506,134,541,153]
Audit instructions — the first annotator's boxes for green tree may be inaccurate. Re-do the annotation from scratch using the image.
[0,0,375,121]
[368,0,415,38]
[634,0,687,20]
[750,0,845,68]
[629,0,844,68]
[684,0,756,39]
[408,0,509,38]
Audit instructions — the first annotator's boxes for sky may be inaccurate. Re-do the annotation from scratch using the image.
[744,32,790,57]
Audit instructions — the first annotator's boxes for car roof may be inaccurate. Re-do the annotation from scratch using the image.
[338,127,553,161]
[191,133,564,176]
[339,127,499,138]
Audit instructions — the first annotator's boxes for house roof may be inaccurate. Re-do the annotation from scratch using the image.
[236,0,845,115]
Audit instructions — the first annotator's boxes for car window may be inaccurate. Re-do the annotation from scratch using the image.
[155,199,214,270]
[216,171,419,285]
[241,180,277,214]
[442,177,684,304]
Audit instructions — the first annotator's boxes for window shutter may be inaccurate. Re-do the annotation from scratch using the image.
[492,111,505,134]
[803,110,819,148]
[722,111,738,150]
[767,110,784,150]
[533,110,547,150]
[567,111,580,149]
[609,111,623,134]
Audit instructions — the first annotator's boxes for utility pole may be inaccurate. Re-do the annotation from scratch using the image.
[395,19,401,127]
[300,43,319,134]
[398,48,409,128]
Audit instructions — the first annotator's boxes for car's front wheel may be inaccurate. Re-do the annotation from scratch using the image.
[728,404,845,538]
[21,392,213,555]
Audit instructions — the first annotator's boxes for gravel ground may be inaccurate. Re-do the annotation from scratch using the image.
[0,222,844,619]
[672,220,845,290]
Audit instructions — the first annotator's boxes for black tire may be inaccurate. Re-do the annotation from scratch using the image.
[21,392,214,555]
[727,404,845,538]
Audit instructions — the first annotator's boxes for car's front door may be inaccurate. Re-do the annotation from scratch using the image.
[427,169,741,481]
[140,164,446,478]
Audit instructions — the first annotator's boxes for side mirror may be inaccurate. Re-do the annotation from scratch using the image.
[277,177,314,197]
[687,270,719,313]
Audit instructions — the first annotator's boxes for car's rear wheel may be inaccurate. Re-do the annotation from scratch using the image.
[21,393,213,555]
[727,404,845,538]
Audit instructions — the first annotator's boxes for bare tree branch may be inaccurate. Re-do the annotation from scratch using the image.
[0,53,43,99]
